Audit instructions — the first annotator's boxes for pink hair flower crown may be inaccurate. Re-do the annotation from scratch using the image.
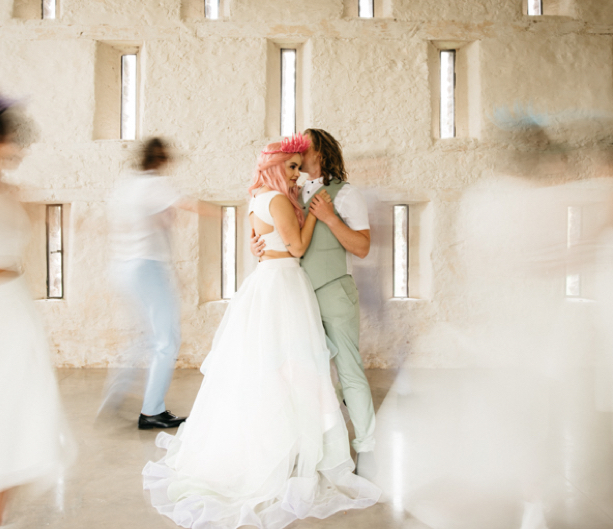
[262,133,310,155]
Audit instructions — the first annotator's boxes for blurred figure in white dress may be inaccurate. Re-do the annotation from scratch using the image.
[0,98,73,526]
[370,120,613,529]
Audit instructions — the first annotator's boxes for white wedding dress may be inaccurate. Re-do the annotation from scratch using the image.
[142,192,380,528]
[0,188,72,494]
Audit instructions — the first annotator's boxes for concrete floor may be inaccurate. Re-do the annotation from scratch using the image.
[9,369,421,529]
[373,369,613,529]
[7,368,613,529]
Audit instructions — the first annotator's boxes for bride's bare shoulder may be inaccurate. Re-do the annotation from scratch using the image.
[269,193,293,213]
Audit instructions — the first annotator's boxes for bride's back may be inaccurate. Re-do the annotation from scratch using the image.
[250,188,293,259]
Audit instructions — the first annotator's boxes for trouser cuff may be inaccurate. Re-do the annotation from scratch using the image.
[352,439,376,453]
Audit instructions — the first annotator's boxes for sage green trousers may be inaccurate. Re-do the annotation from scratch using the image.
[314,275,376,453]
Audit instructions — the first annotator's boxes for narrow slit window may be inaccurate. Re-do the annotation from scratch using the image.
[221,206,237,300]
[280,49,297,137]
[527,0,543,16]
[566,274,580,297]
[205,0,219,19]
[42,0,56,19]
[358,0,374,18]
[566,206,581,297]
[440,50,456,139]
[46,205,63,299]
[393,205,409,298]
[121,54,137,140]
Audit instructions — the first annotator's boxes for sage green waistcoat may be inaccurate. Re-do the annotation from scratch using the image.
[299,180,348,290]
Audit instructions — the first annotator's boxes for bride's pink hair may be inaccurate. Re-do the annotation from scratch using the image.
[248,138,309,227]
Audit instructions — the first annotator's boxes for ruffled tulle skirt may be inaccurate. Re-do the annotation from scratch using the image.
[142,258,380,528]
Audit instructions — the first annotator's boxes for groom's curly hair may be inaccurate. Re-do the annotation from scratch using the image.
[304,128,348,186]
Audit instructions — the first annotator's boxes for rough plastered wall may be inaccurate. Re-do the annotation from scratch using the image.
[1,0,613,368]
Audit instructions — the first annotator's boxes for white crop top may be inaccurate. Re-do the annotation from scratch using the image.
[249,191,288,252]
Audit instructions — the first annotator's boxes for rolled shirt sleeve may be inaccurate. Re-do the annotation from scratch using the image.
[334,184,370,231]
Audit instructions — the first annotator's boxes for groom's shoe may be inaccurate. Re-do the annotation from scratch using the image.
[355,451,377,481]
[138,410,187,430]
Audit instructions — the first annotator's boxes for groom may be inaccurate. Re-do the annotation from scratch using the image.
[252,129,376,476]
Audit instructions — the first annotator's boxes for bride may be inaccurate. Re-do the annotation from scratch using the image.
[142,133,380,528]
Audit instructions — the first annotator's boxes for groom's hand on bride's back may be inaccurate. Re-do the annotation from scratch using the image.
[250,229,266,257]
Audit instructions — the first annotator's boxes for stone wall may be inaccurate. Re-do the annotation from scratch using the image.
[1,0,613,368]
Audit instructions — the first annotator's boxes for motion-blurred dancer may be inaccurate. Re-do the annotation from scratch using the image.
[0,98,72,526]
[103,137,217,430]
[370,120,613,529]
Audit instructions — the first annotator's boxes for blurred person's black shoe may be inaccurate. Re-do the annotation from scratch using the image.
[138,410,186,430]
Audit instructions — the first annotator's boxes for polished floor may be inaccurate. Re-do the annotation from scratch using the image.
[7,368,613,529]
[9,369,418,529]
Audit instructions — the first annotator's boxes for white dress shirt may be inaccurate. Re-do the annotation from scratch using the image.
[109,171,182,262]
[301,177,370,275]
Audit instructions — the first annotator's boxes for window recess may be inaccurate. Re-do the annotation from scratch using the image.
[221,206,237,300]
[429,40,481,141]
[46,204,64,299]
[94,43,141,141]
[266,41,308,138]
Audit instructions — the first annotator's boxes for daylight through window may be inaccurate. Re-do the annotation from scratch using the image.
[527,0,543,16]
[566,206,581,297]
[221,206,237,299]
[440,50,456,139]
[280,49,297,137]
[42,0,56,19]
[393,205,409,298]
[46,204,63,299]
[358,0,374,18]
[121,54,137,140]
[205,0,219,19]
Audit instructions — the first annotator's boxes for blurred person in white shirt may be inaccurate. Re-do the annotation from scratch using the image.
[103,137,217,430]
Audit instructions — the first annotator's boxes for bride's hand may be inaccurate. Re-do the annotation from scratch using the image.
[318,190,332,204]
[250,229,266,257]
[309,191,336,223]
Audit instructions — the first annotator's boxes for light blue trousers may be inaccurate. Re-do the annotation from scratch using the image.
[114,259,181,416]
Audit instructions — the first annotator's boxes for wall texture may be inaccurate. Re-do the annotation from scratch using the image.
[1,0,613,368]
